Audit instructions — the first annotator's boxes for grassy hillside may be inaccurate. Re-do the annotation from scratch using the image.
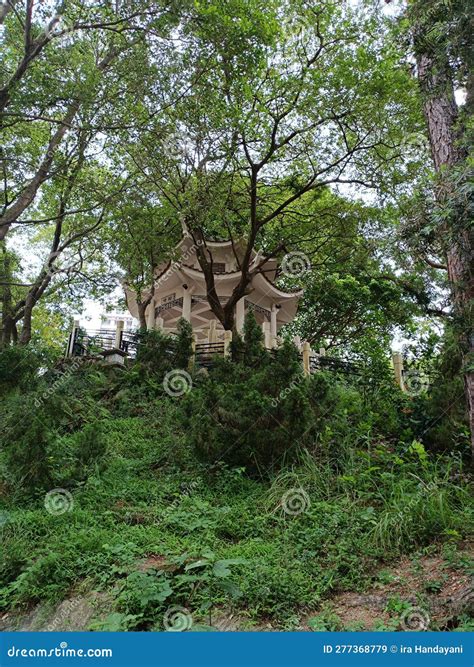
[0,333,472,632]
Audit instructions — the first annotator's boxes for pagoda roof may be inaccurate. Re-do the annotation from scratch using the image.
[153,236,300,298]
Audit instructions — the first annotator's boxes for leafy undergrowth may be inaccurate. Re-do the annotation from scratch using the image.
[0,410,472,632]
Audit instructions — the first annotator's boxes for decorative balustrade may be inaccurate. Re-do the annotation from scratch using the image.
[155,297,183,316]
[244,299,271,321]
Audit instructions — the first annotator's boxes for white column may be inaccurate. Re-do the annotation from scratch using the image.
[262,321,271,349]
[146,299,156,330]
[236,298,245,333]
[182,290,191,322]
[115,320,124,349]
[209,319,217,343]
[270,305,278,337]
[67,319,81,357]
[156,317,164,330]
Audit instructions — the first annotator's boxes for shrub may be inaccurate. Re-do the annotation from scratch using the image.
[0,344,47,395]
[135,329,174,376]
[134,318,193,380]
[182,338,311,473]
[0,393,58,490]
[174,318,193,369]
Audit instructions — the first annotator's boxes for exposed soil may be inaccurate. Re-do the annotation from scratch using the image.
[302,547,473,631]
[0,592,111,632]
[1,547,472,632]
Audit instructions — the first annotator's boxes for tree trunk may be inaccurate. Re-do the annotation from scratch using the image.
[18,295,34,345]
[416,50,474,454]
[137,300,149,331]
[0,242,13,346]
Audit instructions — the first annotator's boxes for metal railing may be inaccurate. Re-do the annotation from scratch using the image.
[71,328,117,356]
[309,355,364,377]
[66,323,396,390]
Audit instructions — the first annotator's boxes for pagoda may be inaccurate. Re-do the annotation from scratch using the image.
[123,236,302,345]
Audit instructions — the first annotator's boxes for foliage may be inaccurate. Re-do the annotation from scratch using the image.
[175,319,194,370]
[181,313,407,473]
[134,329,176,377]
[0,344,46,395]
[0,0,472,636]
[0,399,471,626]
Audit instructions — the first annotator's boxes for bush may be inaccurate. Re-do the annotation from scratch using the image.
[0,344,47,395]
[135,329,175,376]
[134,318,193,379]
[0,393,58,490]
[182,338,310,473]
[181,323,372,474]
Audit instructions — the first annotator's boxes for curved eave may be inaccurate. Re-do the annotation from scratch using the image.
[153,260,172,281]
[201,239,248,251]
[123,285,152,320]
[254,272,303,300]
[177,236,256,259]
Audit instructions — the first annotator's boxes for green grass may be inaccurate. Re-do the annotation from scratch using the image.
[1,410,472,630]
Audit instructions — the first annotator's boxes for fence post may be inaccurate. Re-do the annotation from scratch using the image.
[66,319,81,357]
[302,341,311,376]
[319,347,326,357]
[392,351,405,391]
[115,320,124,349]
[209,319,217,343]
[236,297,245,333]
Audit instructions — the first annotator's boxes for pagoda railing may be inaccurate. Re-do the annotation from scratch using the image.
[155,297,183,316]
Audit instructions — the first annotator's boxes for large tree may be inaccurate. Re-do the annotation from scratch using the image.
[389,0,473,451]
[0,0,200,343]
[130,0,420,331]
